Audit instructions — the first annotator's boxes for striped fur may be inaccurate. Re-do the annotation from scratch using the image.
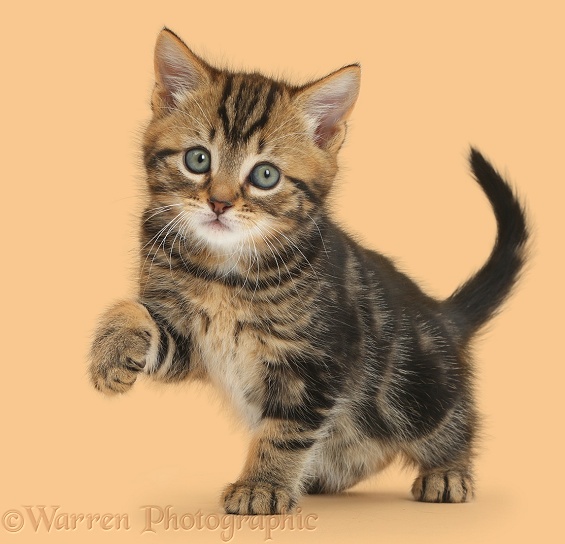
[89,29,528,513]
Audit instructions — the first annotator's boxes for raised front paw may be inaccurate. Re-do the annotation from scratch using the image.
[89,300,159,395]
[411,471,474,503]
[222,481,297,515]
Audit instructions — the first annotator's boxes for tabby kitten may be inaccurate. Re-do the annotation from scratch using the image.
[90,28,528,514]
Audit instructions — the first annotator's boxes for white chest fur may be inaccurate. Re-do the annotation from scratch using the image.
[191,307,262,429]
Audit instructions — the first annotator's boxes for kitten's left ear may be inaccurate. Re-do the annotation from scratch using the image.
[152,28,213,111]
[294,65,361,153]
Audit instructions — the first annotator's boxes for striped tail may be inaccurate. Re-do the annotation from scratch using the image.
[446,148,529,341]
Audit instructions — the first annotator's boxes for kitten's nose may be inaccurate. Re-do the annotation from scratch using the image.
[208,197,233,215]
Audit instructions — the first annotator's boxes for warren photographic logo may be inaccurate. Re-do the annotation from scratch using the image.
[2,505,318,541]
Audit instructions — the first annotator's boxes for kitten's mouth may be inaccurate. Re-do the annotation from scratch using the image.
[206,218,231,232]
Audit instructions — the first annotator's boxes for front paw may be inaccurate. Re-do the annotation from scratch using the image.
[89,300,159,395]
[222,481,297,515]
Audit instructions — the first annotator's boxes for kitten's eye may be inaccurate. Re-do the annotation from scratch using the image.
[249,163,280,189]
[184,147,211,174]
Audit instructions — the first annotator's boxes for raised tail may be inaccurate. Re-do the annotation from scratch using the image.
[446,147,529,342]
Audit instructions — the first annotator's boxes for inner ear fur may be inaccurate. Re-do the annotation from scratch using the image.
[293,65,361,153]
[152,28,214,112]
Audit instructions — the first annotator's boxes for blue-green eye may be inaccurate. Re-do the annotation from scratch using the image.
[249,163,280,189]
[184,147,211,174]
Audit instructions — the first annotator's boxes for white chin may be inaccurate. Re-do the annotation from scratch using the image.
[194,219,249,251]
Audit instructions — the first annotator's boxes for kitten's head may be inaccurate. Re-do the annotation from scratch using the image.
[142,28,359,265]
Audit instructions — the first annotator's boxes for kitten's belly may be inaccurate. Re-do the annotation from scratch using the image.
[192,312,262,429]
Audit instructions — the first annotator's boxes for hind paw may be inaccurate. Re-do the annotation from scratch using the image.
[412,471,473,503]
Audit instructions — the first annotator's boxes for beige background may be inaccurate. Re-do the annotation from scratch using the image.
[1,1,563,542]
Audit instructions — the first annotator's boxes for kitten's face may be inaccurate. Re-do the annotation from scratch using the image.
[142,30,359,267]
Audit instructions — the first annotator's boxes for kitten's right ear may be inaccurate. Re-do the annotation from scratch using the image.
[152,28,211,111]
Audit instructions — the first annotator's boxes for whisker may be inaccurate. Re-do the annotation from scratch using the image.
[141,211,186,281]
[251,222,283,294]
[141,212,182,251]
[229,230,257,301]
[143,204,184,224]
[262,224,320,283]
[249,235,261,301]
[169,210,190,273]
[184,94,214,130]
[251,223,302,298]
[305,212,330,260]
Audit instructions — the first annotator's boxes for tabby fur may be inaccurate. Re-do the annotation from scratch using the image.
[89,28,528,513]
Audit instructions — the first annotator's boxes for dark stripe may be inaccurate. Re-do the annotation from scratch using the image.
[140,289,191,311]
[421,476,428,500]
[261,353,338,429]
[246,321,302,341]
[237,86,261,141]
[218,76,233,137]
[156,325,170,368]
[145,148,180,170]
[284,354,339,411]
[234,321,245,345]
[287,177,319,205]
[202,312,211,334]
[271,438,315,451]
[243,89,261,127]
[442,475,450,502]
[164,326,191,381]
[209,126,216,141]
[140,303,191,381]
[242,82,279,141]
[270,490,277,515]
[263,405,326,430]
[234,80,247,109]
[167,247,318,292]
[230,80,248,139]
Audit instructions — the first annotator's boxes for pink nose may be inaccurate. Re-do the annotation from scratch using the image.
[208,198,233,215]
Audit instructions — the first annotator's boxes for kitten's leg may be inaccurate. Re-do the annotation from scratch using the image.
[406,403,476,503]
[221,351,339,515]
[305,435,396,494]
[222,418,322,515]
[89,300,190,394]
